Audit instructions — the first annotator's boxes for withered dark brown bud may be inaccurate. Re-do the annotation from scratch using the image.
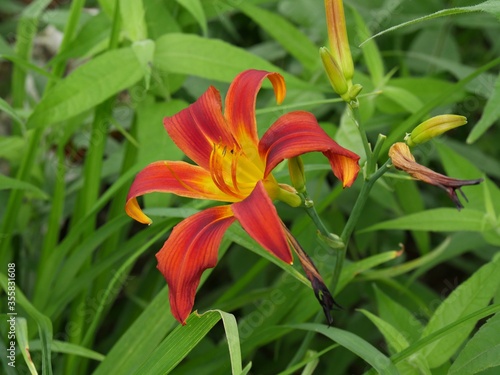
[389,142,483,210]
[284,227,340,326]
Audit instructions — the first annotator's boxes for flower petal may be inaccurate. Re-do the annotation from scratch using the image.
[259,111,360,187]
[126,161,236,224]
[156,206,236,324]
[164,86,235,170]
[224,69,286,148]
[231,180,292,264]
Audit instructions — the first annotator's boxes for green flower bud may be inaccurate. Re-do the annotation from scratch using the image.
[288,156,306,193]
[320,47,349,99]
[405,115,467,147]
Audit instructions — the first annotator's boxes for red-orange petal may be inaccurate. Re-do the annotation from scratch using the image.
[156,205,235,324]
[164,86,235,170]
[259,111,360,187]
[224,70,286,147]
[126,161,236,224]
[231,181,293,264]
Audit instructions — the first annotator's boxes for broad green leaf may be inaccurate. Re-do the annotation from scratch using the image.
[420,254,500,368]
[176,0,207,35]
[293,323,399,375]
[27,47,146,129]
[449,313,500,374]
[236,2,318,72]
[359,309,431,374]
[381,86,423,114]
[0,174,48,199]
[467,73,500,143]
[16,318,38,375]
[153,33,310,90]
[375,287,424,345]
[359,309,411,352]
[135,311,222,375]
[338,251,401,292]
[361,208,490,233]
[0,274,53,375]
[382,304,500,373]
[119,0,147,41]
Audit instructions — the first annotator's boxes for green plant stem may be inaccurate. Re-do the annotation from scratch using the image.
[301,192,332,239]
[331,159,392,294]
[349,104,372,164]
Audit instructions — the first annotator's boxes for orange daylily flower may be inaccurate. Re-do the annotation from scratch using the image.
[126,69,360,324]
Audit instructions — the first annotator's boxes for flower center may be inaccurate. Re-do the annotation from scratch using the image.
[209,142,271,200]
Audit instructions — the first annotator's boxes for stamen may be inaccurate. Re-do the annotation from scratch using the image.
[210,143,241,198]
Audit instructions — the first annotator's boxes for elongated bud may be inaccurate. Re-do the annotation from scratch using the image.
[325,0,354,82]
[276,183,302,207]
[405,115,467,147]
[288,156,306,193]
[320,47,349,100]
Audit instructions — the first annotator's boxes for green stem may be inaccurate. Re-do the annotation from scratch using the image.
[348,104,372,166]
[330,159,392,294]
[301,191,332,238]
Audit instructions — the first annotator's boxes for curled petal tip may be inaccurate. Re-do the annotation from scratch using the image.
[125,197,153,225]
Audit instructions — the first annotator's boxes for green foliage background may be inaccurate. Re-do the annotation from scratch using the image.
[0,0,499,374]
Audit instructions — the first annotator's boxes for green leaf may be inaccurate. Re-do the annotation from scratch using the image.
[359,309,432,375]
[375,286,424,345]
[293,323,399,375]
[153,33,310,90]
[338,251,401,291]
[0,174,49,199]
[27,47,146,129]
[362,1,499,45]
[0,273,53,375]
[16,318,38,375]
[30,340,105,362]
[420,254,500,368]
[361,208,490,233]
[0,97,23,125]
[216,310,245,375]
[119,0,147,41]
[176,0,207,36]
[236,2,319,72]
[135,311,222,374]
[467,73,500,143]
[92,287,176,375]
[449,313,500,374]
[359,309,410,352]
[381,85,423,114]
